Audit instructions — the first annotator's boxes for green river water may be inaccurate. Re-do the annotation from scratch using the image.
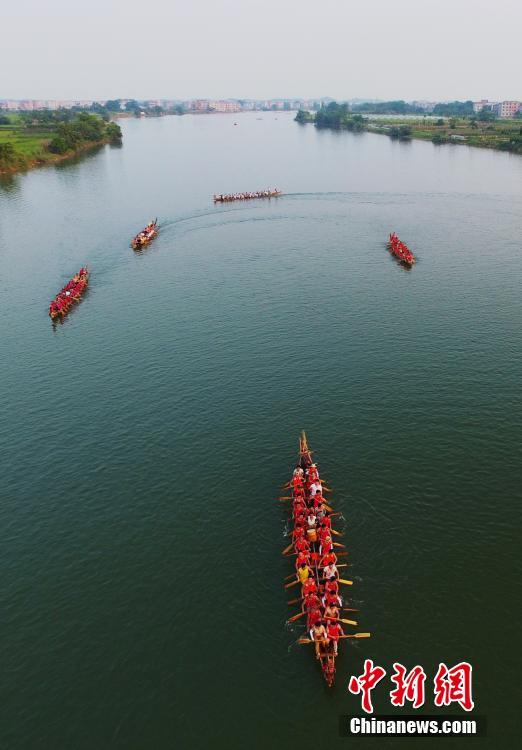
[0,112,521,750]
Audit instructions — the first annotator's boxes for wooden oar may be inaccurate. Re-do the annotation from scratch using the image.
[338,578,353,586]
[287,597,301,605]
[324,616,358,626]
[297,634,368,645]
[281,542,293,556]
[285,579,300,589]
[287,611,306,623]
[333,542,345,549]
[331,529,343,537]
[343,608,359,613]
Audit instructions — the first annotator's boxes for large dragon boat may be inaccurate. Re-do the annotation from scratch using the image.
[282,432,370,687]
[213,189,281,203]
[387,232,415,266]
[131,219,158,250]
[49,268,89,320]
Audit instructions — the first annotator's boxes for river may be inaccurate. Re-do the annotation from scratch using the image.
[1,112,521,749]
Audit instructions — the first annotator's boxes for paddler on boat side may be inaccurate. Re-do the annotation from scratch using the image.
[302,576,318,598]
[296,551,310,569]
[320,550,337,570]
[323,589,342,609]
[311,620,329,660]
[302,590,321,613]
[319,534,334,556]
[297,562,311,585]
[326,620,344,655]
[323,562,339,581]
[307,606,322,632]
[324,601,340,623]
[294,536,310,554]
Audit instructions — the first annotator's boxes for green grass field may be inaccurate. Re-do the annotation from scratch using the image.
[366,116,522,152]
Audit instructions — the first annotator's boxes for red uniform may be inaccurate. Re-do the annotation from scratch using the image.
[323,592,342,608]
[324,579,339,595]
[327,622,343,642]
[292,525,305,541]
[292,476,303,490]
[304,592,321,610]
[318,526,331,543]
[307,607,322,628]
[321,552,337,567]
[295,537,310,553]
[309,550,320,566]
[296,551,310,568]
[293,503,306,519]
[302,578,318,597]
[320,515,331,528]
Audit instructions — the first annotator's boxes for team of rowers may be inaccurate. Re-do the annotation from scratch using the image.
[49,268,89,319]
[388,232,415,265]
[289,461,345,662]
[213,189,281,202]
[131,219,158,249]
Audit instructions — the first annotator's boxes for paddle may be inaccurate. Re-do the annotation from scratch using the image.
[287,611,306,623]
[281,543,293,556]
[333,542,345,549]
[343,608,359,613]
[325,617,358,626]
[287,597,301,605]
[339,579,353,586]
[279,496,292,501]
[331,529,343,537]
[298,633,370,644]
[285,579,300,589]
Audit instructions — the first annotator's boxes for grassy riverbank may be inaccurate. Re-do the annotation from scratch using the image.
[0,112,122,175]
[367,116,522,153]
[296,105,522,154]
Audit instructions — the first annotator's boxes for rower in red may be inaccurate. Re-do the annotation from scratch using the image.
[326,620,344,655]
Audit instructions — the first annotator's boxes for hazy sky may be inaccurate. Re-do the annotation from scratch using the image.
[1,0,520,101]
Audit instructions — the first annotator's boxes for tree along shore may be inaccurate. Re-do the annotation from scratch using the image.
[295,103,522,155]
[0,111,122,175]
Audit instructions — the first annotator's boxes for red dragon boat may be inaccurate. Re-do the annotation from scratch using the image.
[282,432,370,687]
[49,268,89,320]
[387,233,415,266]
[131,219,158,250]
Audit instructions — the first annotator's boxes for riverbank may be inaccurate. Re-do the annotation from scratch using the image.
[296,108,522,154]
[0,137,119,176]
[0,112,122,175]
[366,116,522,153]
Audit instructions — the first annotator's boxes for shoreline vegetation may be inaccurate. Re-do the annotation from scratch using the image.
[0,111,122,176]
[295,102,522,154]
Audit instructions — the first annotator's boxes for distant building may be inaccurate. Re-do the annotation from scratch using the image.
[208,100,241,113]
[492,100,521,118]
[473,100,496,113]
